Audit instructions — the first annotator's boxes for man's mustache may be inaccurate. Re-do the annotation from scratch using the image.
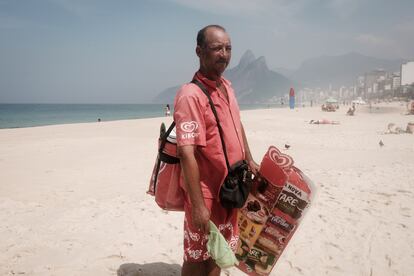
[216,59,228,64]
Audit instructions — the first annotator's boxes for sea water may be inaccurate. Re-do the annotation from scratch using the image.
[0,103,278,129]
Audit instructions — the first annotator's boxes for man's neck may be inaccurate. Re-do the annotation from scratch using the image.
[199,68,221,82]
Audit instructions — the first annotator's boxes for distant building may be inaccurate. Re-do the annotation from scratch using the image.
[364,69,387,98]
[392,73,401,89]
[339,86,346,98]
[356,75,365,97]
[401,61,414,86]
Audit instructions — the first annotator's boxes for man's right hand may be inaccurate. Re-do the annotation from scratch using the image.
[178,145,211,234]
[191,204,211,234]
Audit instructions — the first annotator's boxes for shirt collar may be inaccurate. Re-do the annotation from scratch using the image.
[194,71,227,91]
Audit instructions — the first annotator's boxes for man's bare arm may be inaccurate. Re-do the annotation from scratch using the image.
[178,145,210,233]
[241,123,259,174]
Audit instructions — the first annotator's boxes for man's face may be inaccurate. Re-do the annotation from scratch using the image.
[197,28,232,77]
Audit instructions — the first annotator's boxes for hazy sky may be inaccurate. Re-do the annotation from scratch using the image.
[1,0,413,103]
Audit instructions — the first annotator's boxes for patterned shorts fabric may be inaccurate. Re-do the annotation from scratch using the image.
[183,197,239,262]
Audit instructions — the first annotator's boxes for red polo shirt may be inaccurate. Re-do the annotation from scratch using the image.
[174,71,245,199]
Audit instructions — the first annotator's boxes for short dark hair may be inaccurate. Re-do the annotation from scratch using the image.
[197,25,226,47]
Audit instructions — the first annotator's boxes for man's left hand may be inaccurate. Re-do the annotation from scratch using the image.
[247,159,260,175]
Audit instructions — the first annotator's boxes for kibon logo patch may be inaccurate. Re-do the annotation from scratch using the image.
[180,121,200,139]
[180,121,199,133]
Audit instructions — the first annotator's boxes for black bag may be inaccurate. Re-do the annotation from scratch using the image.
[192,80,253,209]
[220,160,253,209]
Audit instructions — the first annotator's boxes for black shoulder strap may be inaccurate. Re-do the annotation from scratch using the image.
[159,121,176,153]
[191,79,231,171]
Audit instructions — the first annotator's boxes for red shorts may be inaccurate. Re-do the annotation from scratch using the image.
[183,196,239,262]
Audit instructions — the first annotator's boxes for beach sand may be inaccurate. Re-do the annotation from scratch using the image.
[0,102,413,276]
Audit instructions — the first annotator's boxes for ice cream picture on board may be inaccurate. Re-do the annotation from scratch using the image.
[235,146,315,275]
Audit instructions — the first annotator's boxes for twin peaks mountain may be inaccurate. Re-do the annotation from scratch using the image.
[225,50,294,103]
[152,50,294,104]
[153,51,406,104]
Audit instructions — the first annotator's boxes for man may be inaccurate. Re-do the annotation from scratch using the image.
[174,25,258,276]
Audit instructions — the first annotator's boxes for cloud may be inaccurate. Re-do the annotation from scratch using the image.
[394,19,414,34]
[166,0,268,16]
[355,20,414,54]
[390,20,414,58]
[0,14,53,30]
[165,0,302,19]
[327,0,361,18]
[46,0,97,18]
[0,15,31,29]
[353,32,411,59]
[355,33,390,46]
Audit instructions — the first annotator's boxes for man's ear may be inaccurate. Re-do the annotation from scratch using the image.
[196,45,201,58]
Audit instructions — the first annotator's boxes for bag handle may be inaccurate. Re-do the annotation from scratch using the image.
[191,79,231,171]
[159,121,176,153]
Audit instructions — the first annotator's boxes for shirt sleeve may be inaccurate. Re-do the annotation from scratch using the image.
[174,85,207,147]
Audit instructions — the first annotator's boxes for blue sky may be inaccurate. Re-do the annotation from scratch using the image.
[0,0,413,103]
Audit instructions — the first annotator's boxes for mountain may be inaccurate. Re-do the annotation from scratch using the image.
[153,52,406,103]
[152,50,295,104]
[225,50,294,103]
[290,52,405,88]
[152,85,180,104]
[273,67,294,78]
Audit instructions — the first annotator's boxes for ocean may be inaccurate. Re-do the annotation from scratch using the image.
[0,103,278,129]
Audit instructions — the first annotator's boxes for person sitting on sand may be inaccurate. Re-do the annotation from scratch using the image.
[309,119,340,125]
[385,123,407,134]
[346,107,354,116]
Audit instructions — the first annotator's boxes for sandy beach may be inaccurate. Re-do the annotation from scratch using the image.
[0,102,413,276]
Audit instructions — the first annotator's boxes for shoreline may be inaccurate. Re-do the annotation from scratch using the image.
[0,103,286,130]
[1,100,411,131]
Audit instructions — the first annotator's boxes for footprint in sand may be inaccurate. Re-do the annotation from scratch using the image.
[363,208,372,214]
[325,265,343,273]
[326,242,343,252]
[293,266,303,274]
[385,254,393,267]
[106,253,126,260]
[318,214,327,223]
[397,189,412,195]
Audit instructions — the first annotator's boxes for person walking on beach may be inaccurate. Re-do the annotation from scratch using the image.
[164,104,171,116]
[174,25,258,276]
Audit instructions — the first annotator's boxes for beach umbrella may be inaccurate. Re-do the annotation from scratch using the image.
[326,98,338,104]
